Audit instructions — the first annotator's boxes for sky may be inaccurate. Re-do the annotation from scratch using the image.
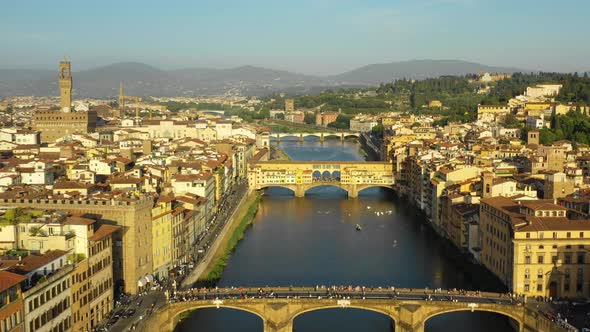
[1,0,589,75]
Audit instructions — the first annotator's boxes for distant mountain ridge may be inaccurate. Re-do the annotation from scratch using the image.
[0,60,526,98]
[329,59,522,84]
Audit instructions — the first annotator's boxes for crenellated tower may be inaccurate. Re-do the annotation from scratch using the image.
[59,59,72,112]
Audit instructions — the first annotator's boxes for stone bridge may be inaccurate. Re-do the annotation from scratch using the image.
[144,287,565,332]
[271,132,360,142]
[197,109,225,115]
[247,161,394,198]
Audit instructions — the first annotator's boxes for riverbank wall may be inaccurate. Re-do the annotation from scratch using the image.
[198,192,262,285]
[270,145,291,161]
[359,133,381,161]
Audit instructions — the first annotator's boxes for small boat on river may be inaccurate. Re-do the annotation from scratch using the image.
[355,224,362,231]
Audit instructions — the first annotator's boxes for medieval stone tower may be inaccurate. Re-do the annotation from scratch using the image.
[59,59,72,112]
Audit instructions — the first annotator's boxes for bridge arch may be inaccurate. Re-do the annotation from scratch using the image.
[259,184,296,195]
[303,183,348,195]
[275,134,301,140]
[356,184,395,194]
[421,307,523,331]
[171,304,265,332]
[291,304,396,326]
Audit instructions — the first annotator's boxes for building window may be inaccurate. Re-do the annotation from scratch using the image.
[524,269,530,279]
[524,284,530,292]
[526,232,530,239]
[525,256,531,264]
[565,254,572,264]
[538,255,544,264]
[553,232,558,239]
[576,269,584,292]
[537,269,543,279]
[577,253,585,264]
[552,255,558,264]
[537,284,543,292]
[566,232,571,238]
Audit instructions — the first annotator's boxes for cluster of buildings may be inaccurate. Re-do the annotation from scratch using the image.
[376,108,590,300]
[152,95,261,112]
[270,99,340,128]
[0,61,272,332]
[476,83,590,129]
[1,60,589,331]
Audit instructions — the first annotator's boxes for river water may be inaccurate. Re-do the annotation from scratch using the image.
[177,139,514,332]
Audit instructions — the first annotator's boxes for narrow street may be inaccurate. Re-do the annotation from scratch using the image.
[98,180,250,332]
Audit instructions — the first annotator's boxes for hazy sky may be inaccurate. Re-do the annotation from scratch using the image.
[1,0,589,75]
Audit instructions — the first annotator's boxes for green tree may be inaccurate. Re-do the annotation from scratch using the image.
[371,124,384,138]
[501,114,521,129]
[304,113,315,125]
[327,115,351,129]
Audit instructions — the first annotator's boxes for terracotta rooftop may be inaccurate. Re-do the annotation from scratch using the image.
[88,224,120,242]
[8,250,68,275]
[0,271,26,293]
[517,217,590,232]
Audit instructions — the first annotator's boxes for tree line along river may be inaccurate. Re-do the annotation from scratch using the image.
[177,138,515,332]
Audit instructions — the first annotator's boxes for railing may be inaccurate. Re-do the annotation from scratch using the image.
[171,286,525,306]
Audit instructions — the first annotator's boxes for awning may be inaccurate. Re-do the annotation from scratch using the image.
[138,278,146,287]
[145,274,154,283]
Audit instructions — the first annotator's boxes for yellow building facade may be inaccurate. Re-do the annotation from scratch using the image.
[480,197,590,299]
[152,198,174,278]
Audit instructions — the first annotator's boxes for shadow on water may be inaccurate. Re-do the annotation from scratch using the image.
[293,308,394,332]
[174,308,263,332]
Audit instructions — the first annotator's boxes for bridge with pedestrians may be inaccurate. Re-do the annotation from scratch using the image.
[271,131,360,142]
[248,161,394,198]
[143,287,565,332]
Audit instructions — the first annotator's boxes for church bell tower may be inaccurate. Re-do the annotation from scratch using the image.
[59,59,72,112]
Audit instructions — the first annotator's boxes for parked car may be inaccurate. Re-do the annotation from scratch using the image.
[124,308,136,318]
[113,309,125,319]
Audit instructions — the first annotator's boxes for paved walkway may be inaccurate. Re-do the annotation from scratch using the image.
[100,291,165,332]
[180,186,253,289]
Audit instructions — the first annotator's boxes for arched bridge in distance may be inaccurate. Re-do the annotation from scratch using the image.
[247,161,394,198]
[271,132,360,142]
[144,287,566,332]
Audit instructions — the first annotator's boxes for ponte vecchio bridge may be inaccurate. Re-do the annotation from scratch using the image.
[271,131,360,142]
[247,161,394,198]
[144,287,564,332]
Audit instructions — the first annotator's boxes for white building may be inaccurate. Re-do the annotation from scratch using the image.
[526,116,548,129]
[0,128,41,145]
[215,121,233,140]
[19,160,53,185]
[89,159,115,175]
[526,84,562,99]
[171,172,216,220]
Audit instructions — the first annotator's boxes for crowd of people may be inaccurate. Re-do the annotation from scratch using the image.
[169,285,525,304]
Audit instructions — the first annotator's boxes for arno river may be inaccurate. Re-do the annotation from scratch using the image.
[177,139,515,332]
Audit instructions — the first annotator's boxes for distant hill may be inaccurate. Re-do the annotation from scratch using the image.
[329,59,523,84]
[0,60,526,98]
